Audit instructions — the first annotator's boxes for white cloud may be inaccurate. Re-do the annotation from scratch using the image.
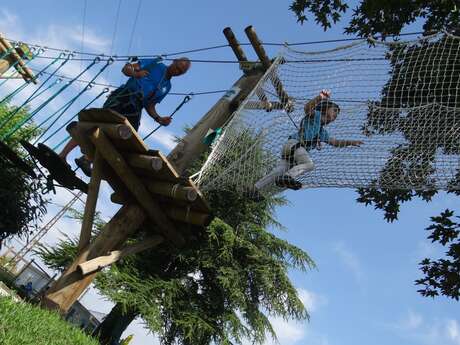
[447,320,460,345]
[333,242,364,287]
[266,317,305,345]
[401,310,424,330]
[297,288,327,313]
[387,311,460,345]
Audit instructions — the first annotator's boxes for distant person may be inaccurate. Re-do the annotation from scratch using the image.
[24,281,33,298]
[58,57,191,176]
[255,89,363,191]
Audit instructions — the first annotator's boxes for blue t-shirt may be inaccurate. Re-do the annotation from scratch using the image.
[124,58,172,108]
[290,110,329,149]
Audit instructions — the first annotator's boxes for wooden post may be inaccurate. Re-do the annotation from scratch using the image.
[223,27,248,62]
[77,148,103,252]
[244,26,291,107]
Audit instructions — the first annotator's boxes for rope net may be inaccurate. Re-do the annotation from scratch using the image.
[195,33,460,196]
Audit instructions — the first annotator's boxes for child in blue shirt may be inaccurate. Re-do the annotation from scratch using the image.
[255,90,362,191]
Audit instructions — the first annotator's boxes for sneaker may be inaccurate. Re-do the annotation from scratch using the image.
[75,156,92,177]
[275,175,302,190]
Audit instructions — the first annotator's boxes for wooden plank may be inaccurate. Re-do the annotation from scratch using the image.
[90,130,185,246]
[79,108,149,154]
[78,108,127,124]
[77,235,164,275]
[77,148,103,252]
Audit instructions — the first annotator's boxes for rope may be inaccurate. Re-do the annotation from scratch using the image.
[44,87,110,145]
[127,0,142,56]
[2,56,102,140]
[0,54,72,130]
[143,93,193,140]
[34,58,114,143]
[0,52,66,105]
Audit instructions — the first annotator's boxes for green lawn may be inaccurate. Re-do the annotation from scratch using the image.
[0,296,99,345]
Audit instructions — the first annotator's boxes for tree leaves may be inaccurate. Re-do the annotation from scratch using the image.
[415,209,460,300]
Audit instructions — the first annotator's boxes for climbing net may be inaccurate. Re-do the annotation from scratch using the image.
[195,32,460,195]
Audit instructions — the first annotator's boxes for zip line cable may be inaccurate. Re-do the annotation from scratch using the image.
[3,30,427,59]
[143,93,193,140]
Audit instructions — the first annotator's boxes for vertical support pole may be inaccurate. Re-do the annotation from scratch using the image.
[244,26,291,107]
[78,143,103,252]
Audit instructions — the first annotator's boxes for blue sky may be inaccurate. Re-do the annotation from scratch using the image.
[1,1,459,345]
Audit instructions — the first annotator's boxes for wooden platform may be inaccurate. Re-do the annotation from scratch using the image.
[71,108,212,248]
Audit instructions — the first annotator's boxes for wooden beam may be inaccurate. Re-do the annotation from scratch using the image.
[0,34,36,83]
[112,180,197,203]
[42,203,147,313]
[244,26,291,107]
[77,147,103,252]
[124,153,163,172]
[90,129,185,246]
[77,235,164,275]
[167,73,264,173]
[166,206,212,227]
[244,26,271,70]
[223,27,248,62]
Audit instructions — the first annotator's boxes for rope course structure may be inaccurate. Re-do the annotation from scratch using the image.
[195,32,460,196]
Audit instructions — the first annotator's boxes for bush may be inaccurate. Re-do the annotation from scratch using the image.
[0,296,98,345]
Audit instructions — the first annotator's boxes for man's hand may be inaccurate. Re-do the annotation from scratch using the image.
[349,140,363,146]
[156,116,172,126]
[319,89,331,99]
[134,70,149,79]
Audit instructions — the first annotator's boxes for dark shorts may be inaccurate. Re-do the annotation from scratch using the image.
[103,87,142,130]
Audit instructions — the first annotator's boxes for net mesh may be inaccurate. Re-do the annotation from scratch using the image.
[195,33,460,196]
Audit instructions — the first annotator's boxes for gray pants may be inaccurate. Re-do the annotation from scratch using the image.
[255,139,314,190]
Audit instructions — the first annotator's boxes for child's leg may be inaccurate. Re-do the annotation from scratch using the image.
[254,159,288,190]
[254,139,298,190]
[285,146,314,179]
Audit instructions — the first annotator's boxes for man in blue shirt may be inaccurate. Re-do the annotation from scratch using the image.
[59,57,191,176]
[255,90,362,192]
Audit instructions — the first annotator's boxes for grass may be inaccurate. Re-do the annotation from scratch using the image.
[0,296,99,345]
